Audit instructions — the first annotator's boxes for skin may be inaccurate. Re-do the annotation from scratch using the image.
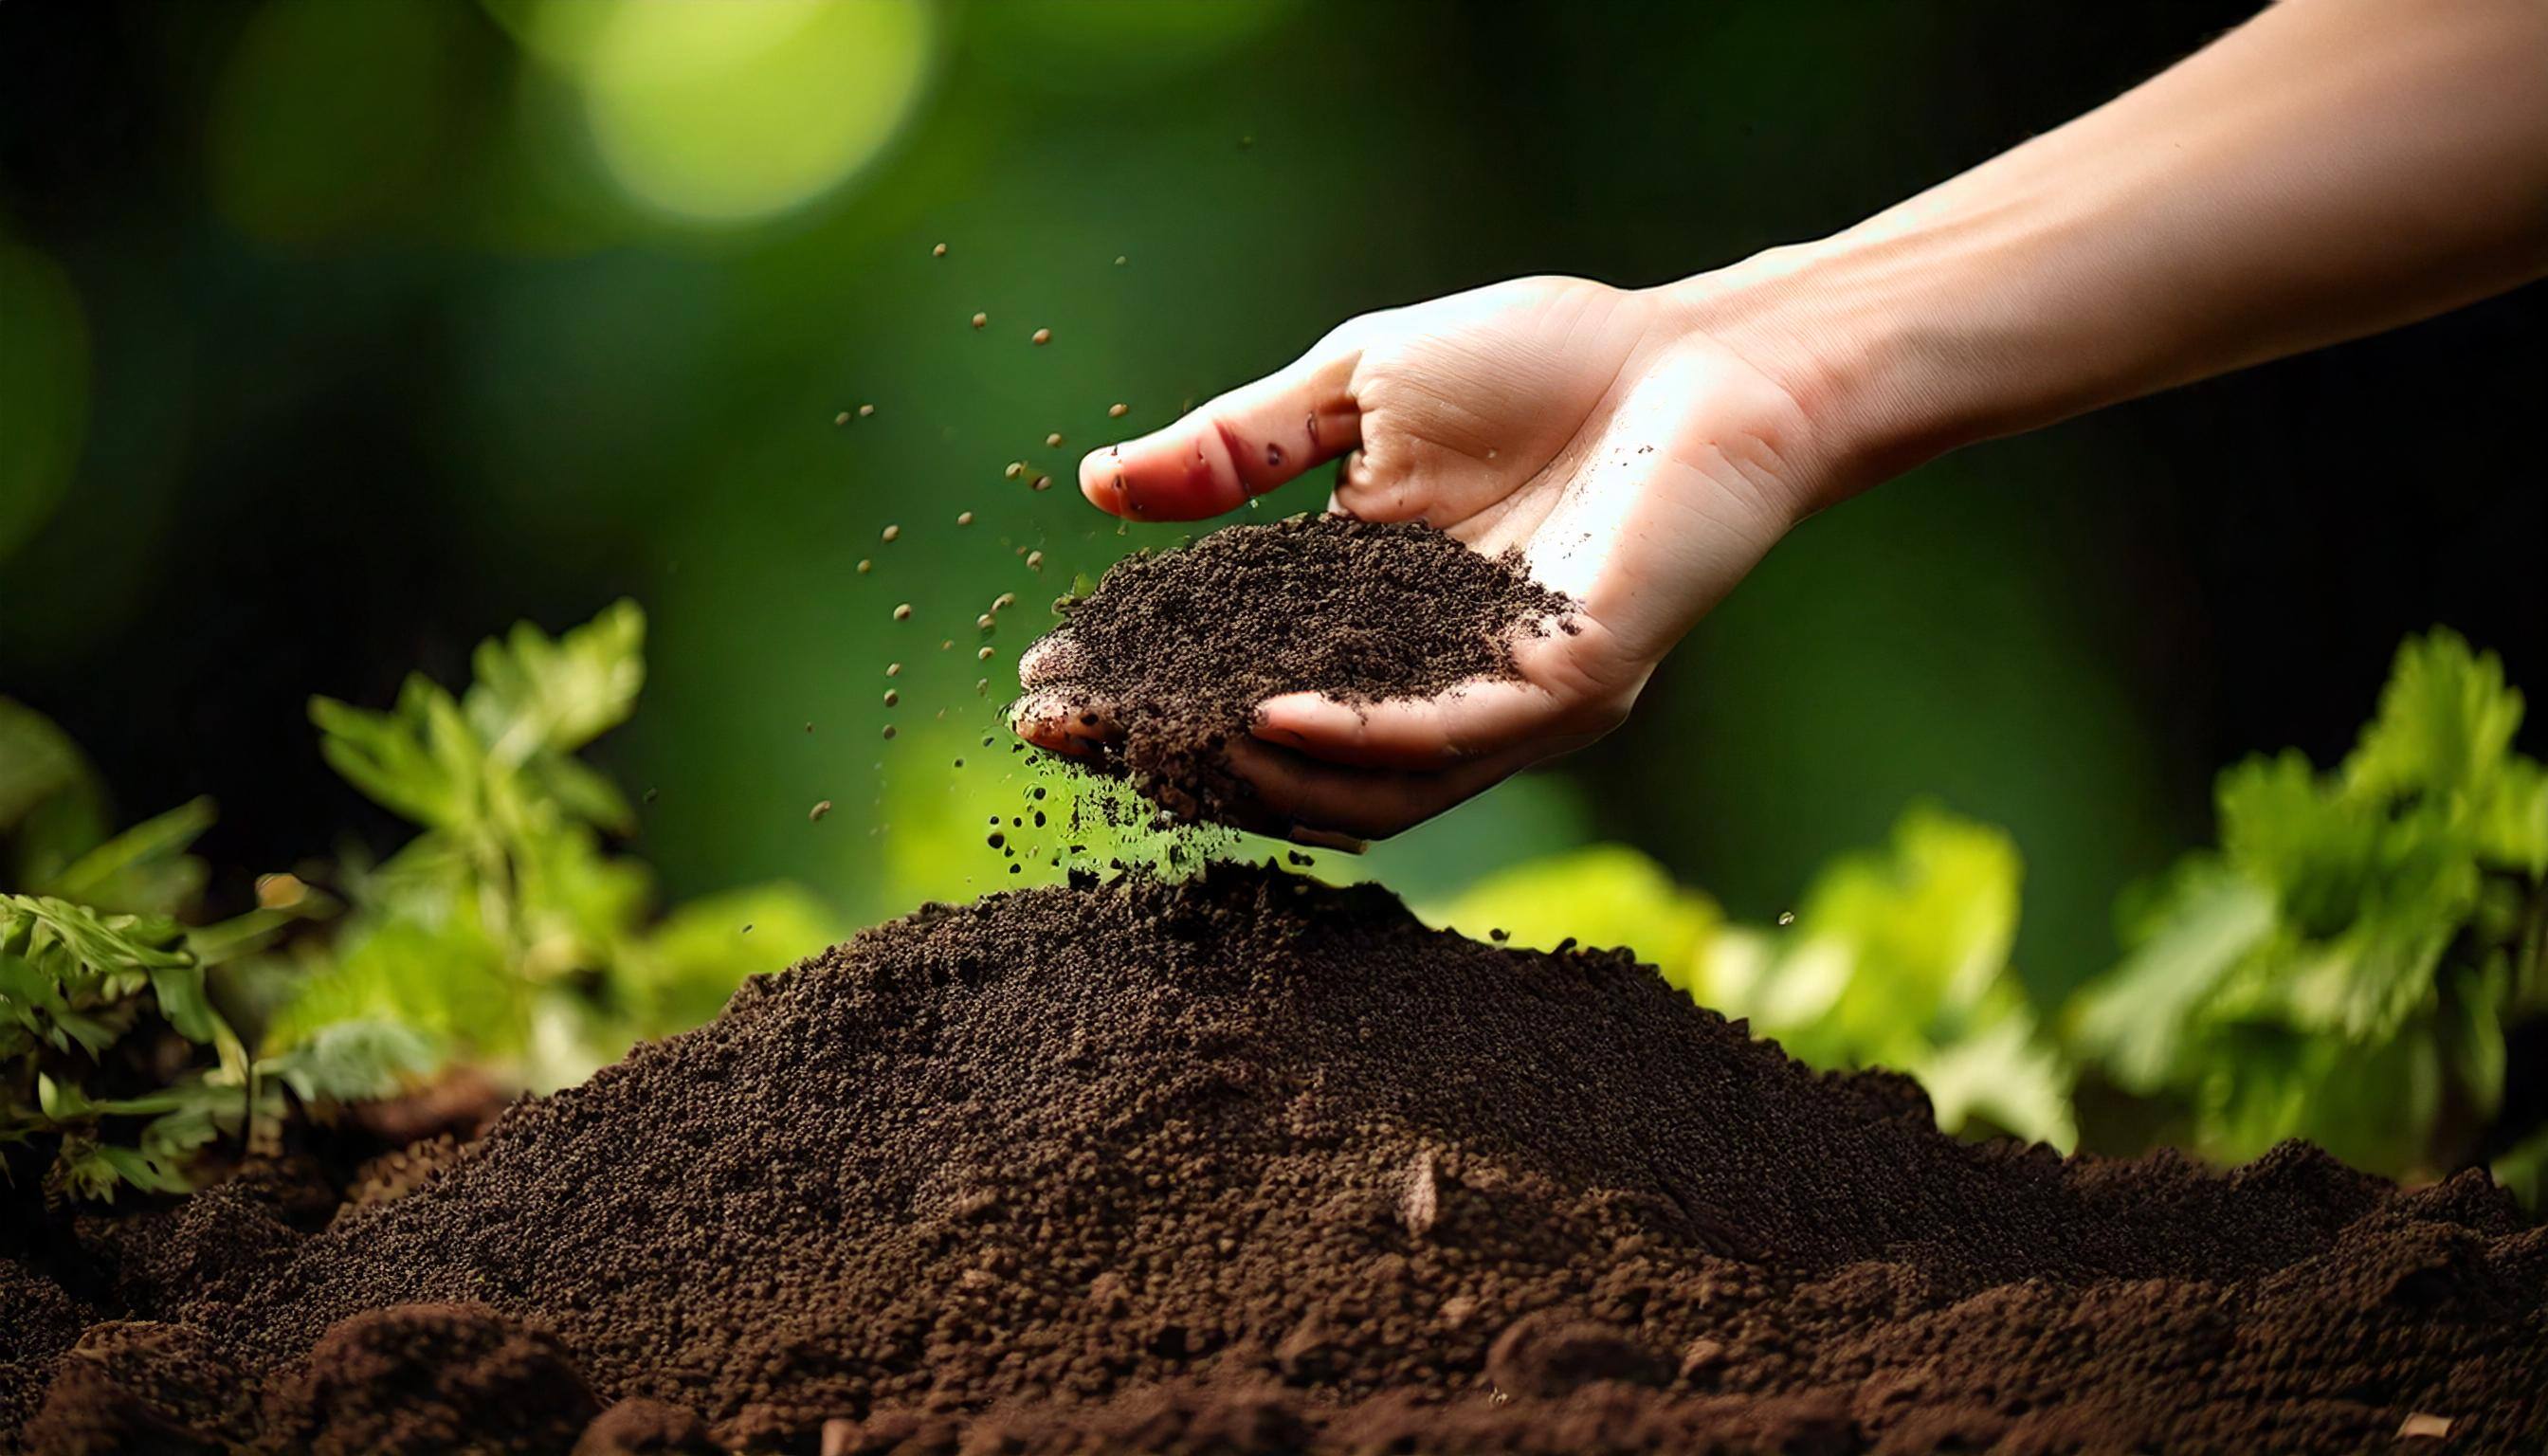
[1017,0,2548,846]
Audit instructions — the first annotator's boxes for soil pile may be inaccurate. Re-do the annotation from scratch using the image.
[5,863,2544,1453]
[1030,514,1573,818]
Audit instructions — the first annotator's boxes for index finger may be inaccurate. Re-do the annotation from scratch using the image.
[1079,341,1363,520]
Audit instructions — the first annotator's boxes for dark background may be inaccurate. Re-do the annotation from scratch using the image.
[3,0,2540,996]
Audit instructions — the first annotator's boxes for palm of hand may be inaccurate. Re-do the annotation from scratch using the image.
[1023,276,1821,843]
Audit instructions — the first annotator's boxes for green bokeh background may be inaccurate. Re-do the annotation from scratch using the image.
[3,0,2540,1005]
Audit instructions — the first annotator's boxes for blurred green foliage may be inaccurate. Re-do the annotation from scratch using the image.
[0,715,386,1201]
[2074,630,2547,1178]
[1445,631,2547,1191]
[276,601,840,1091]
[2,602,844,1199]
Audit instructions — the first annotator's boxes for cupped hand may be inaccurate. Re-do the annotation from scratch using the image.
[1015,275,1844,843]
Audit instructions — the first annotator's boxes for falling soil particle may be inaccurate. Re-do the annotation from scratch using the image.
[7,864,2540,1453]
[1028,513,1571,821]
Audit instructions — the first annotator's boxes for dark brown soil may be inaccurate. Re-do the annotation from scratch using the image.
[1031,514,1574,819]
[4,864,2542,1452]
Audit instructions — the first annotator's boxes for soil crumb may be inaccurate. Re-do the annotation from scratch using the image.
[6,864,2542,1453]
[1029,514,1573,819]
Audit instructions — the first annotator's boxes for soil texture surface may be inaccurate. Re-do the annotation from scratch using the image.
[1024,513,1573,820]
[5,863,2543,1453]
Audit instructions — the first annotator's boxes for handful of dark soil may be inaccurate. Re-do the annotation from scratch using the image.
[6,864,2541,1453]
[1027,514,1573,820]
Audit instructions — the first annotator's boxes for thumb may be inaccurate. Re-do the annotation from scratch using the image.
[1078,336,1364,520]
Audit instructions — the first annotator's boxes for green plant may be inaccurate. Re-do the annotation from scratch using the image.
[269,600,839,1090]
[2068,629,2547,1179]
[2,891,434,1200]
[1702,805,2076,1150]
[1429,807,2076,1151]
[2,699,337,1199]
[0,894,245,1196]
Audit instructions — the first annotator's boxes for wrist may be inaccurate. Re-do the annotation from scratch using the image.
[1646,239,1973,516]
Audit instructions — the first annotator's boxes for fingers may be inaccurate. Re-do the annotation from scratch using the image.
[1219,735,1539,841]
[1008,687,1119,758]
[1016,631,1083,690]
[1249,679,1563,772]
[1079,339,1363,520]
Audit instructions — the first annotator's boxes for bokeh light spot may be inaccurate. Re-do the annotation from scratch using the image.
[574,0,932,226]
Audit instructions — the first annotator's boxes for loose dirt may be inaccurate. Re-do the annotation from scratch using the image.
[1028,514,1573,820]
[4,864,2541,1452]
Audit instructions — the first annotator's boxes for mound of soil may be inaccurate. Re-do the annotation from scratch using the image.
[5,864,2542,1452]
[1030,514,1573,819]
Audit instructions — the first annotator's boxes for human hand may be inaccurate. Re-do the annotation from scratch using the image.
[1012,273,1854,842]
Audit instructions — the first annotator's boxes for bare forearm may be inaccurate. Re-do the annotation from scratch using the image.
[1683,0,2548,500]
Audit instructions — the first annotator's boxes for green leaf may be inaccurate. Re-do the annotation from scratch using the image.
[1907,1000,2078,1150]
[144,961,223,1047]
[2195,1025,2439,1173]
[313,682,475,829]
[2443,961,2509,1122]
[618,882,842,1037]
[263,910,512,1056]
[2342,628,2522,805]
[1421,844,1719,989]
[2068,861,2278,1091]
[1688,804,2074,1149]
[2,893,194,977]
[2493,1124,2548,1212]
[528,753,636,836]
[2068,628,2545,1179]
[186,906,313,968]
[2475,755,2548,877]
[2214,752,2389,937]
[0,696,109,887]
[258,1017,438,1104]
[464,598,646,764]
[42,796,215,916]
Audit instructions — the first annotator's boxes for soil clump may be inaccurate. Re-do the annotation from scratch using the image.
[1029,514,1574,819]
[3,863,2541,1452]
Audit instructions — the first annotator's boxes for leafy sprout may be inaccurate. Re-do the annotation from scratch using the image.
[277,599,839,1090]
[2068,629,2547,1179]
